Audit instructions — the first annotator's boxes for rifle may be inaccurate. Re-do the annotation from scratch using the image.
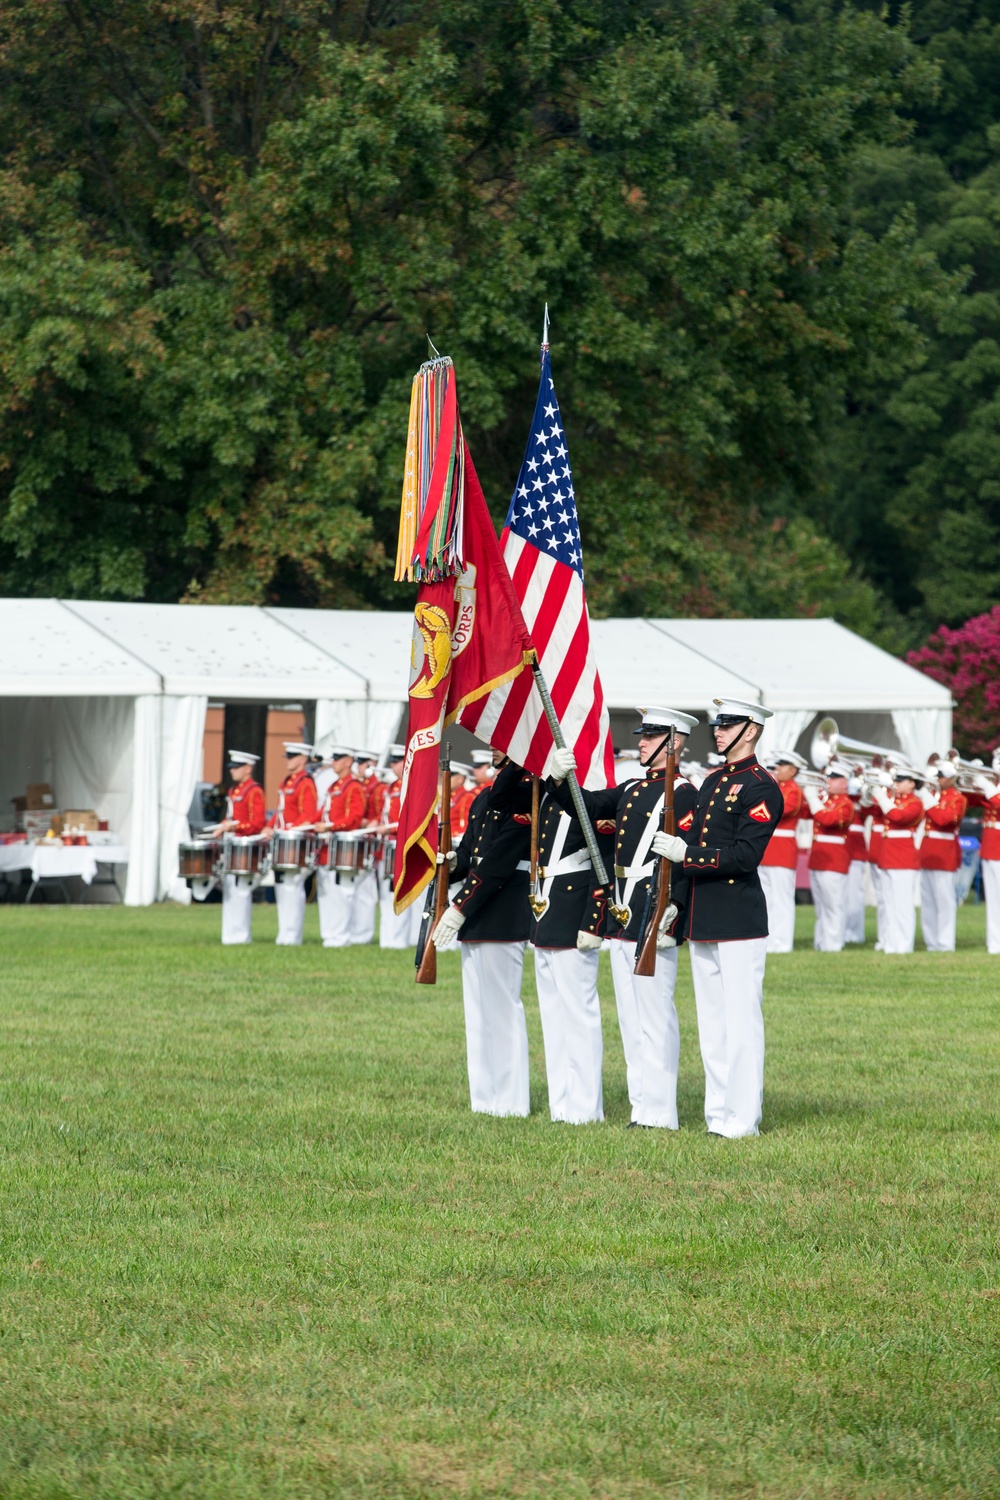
[415,748,452,985]
[528,774,546,919]
[634,726,675,978]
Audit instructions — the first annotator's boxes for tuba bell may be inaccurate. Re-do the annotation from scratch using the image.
[941,749,1000,794]
[810,716,899,777]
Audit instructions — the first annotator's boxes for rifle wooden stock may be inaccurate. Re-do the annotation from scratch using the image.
[415,760,452,985]
[634,737,676,978]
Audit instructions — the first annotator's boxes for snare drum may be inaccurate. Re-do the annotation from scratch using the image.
[331,831,377,874]
[271,829,317,872]
[178,839,221,879]
[381,835,396,886]
[224,835,267,877]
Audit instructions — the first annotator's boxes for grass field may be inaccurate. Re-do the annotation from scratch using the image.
[1,902,998,1499]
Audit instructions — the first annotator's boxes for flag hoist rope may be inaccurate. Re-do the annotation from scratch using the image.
[530,658,610,888]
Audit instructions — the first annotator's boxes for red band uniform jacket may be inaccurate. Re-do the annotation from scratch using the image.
[450,763,532,942]
[978,790,1000,861]
[267,769,318,830]
[674,756,784,941]
[808,792,854,875]
[530,793,617,950]
[846,798,868,864]
[323,774,367,833]
[227,779,266,836]
[877,793,923,870]
[760,778,804,870]
[450,784,477,842]
[551,768,699,944]
[920,785,967,872]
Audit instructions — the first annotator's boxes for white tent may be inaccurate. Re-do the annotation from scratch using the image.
[3,602,951,905]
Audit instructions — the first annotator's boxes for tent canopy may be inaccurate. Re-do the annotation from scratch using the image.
[0,599,160,696]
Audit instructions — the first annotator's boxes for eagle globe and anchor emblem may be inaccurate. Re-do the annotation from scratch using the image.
[409,565,477,699]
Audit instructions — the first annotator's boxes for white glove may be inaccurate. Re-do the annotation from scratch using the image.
[656,902,679,949]
[872,787,893,815]
[576,929,603,952]
[859,785,874,808]
[651,832,687,862]
[436,849,458,870]
[431,905,465,947]
[550,747,577,783]
[974,774,996,797]
[803,786,824,816]
[918,784,938,809]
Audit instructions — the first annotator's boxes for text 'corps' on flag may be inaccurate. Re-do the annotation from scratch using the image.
[458,341,615,791]
[392,357,534,912]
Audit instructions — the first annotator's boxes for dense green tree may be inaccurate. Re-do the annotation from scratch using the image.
[824,2,1000,640]
[0,1,944,622]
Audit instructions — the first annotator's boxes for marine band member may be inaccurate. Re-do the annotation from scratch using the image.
[803,760,854,952]
[378,746,423,949]
[265,741,318,946]
[214,750,266,946]
[971,767,1000,954]
[758,750,806,953]
[919,761,966,952]
[870,766,924,954]
[348,750,380,945]
[653,697,783,1138]
[314,746,367,948]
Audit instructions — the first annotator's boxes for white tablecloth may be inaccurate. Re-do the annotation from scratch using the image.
[0,843,129,885]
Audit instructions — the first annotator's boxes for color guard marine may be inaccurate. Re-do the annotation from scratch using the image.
[431,759,533,1117]
[550,706,699,1130]
[652,698,783,1138]
[528,781,616,1124]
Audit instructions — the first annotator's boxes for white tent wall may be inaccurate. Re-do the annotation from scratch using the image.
[757,711,818,763]
[158,696,208,903]
[314,698,406,758]
[891,708,954,772]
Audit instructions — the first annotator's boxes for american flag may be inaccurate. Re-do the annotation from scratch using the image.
[458,343,615,790]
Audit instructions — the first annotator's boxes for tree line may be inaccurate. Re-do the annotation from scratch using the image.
[0,0,995,654]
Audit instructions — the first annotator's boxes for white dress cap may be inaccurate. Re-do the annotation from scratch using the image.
[709,697,773,726]
[326,745,355,759]
[355,750,378,763]
[227,750,260,766]
[470,750,494,766]
[283,741,315,757]
[933,759,957,778]
[449,761,473,777]
[826,759,854,779]
[388,744,406,759]
[634,706,699,736]
[772,748,807,770]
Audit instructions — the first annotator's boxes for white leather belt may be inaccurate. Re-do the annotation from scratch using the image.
[472,857,531,870]
[884,829,915,839]
[615,861,654,879]
[925,830,955,840]
[538,849,592,878]
[770,828,797,838]
[814,834,846,845]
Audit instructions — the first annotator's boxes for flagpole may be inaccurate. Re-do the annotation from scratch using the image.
[542,303,549,349]
[530,660,610,887]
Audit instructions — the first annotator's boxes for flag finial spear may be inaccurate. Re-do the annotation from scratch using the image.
[542,303,549,350]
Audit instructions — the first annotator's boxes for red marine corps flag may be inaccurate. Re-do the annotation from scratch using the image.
[393,356,534,913]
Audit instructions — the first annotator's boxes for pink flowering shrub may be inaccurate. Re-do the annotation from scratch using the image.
[908,607,1000,758]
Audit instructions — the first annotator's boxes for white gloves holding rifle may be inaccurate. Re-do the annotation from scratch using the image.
[651,831,686,863]
[432,906,465,947]
[550,747,577,783]
[436,849,457,870]
[656,901,679,950]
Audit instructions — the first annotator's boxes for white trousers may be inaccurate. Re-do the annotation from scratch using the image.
[811,868,847,952]
[608,939,680,1129]
[880,867,916,954]
[845,860,867,943]
[461,942,530,1117]
[378,888,424,949]
[759,865,796,953]
[870,864,887,951]
[349,869,377,945]
[221,874,253,945]
[274,873,307,946]
[920,868,957,952]
[533,947,604,1124]
[689,937,767,1138]
[316,868,355,948]
[983,859,1000,955]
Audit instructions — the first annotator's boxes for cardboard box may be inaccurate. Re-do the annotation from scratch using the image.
[54,810,100,834]
[26,783,55,809]
[23,810,57,837]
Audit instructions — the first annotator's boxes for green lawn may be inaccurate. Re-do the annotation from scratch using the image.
[0,903,998,1499]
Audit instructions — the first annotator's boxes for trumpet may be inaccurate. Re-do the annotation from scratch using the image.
[932,749,1000,795]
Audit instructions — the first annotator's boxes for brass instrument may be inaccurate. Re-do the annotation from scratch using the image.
[810,716,899,773]
[934,749,1000,795]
